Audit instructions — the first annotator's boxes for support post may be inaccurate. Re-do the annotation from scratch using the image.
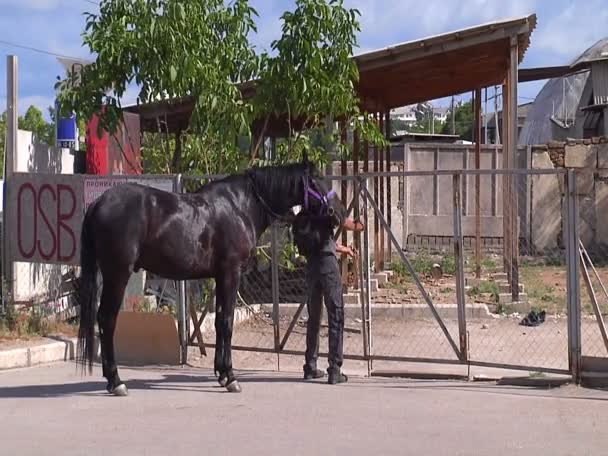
[373,114,380,272]
[353,128,361,257]
[174,174,188,364]
[502,81,511,282]
[453,174,468,360]
[340,123,349,287]
[379,113,385,271]
[3,55,17,308]
[385,110,392,265]
[508,37,520,301]
[565,169,581,383]
[474,87,482,278]
[270,223,281,367]
[361,177,373,374]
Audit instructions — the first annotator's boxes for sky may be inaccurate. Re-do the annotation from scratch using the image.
[0,0,606,121]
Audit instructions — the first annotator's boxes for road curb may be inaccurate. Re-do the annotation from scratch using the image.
[0,337,77,370]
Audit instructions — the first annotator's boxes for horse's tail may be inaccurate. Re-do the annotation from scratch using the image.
[77,207,98,375]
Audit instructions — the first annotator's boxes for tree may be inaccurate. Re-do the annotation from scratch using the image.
[442,100,474,140]
[19,106,54,145]
[0,105,57,178]
[55,0,384,174]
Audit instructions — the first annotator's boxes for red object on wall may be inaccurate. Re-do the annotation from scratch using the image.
[85,113,109,175]
[85,110,142,175]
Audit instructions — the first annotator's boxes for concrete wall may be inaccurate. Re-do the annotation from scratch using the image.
[13,130,75,305]
[532,138,608,253]
[328,142,529,254]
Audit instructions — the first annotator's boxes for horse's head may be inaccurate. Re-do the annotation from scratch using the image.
[246,152,345,225]
[299,152,345,224]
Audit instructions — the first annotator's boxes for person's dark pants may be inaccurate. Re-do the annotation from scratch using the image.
[304,253,344,373]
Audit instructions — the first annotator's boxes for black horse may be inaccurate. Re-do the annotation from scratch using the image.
[77,156,337,395]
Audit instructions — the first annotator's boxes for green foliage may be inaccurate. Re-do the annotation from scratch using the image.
[467,281,500,301]
[55,0,386,174]
[56,0,259,172]
[442,100,474,140]
[0,105,57,177]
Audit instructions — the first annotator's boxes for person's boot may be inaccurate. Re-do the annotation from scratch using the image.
[327,367,348,384]
[303,365,325,380]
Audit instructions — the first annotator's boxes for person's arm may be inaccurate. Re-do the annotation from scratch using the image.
[336,243,356,258]
[342,217,365,232]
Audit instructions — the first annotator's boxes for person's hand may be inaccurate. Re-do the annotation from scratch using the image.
[345,246,358,258]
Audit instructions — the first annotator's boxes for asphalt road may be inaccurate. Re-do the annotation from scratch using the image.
[1,362,607,455]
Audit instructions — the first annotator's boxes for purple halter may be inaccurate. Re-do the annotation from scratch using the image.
[303,175,336,212]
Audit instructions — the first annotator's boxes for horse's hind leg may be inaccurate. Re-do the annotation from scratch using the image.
[214,268,241,393]
[98,271,130,396]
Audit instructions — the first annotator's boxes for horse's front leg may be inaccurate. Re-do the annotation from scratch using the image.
[214,268,241,393]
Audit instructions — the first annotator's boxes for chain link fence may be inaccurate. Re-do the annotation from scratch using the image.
[3,162,605,380]
[362,166,576,375]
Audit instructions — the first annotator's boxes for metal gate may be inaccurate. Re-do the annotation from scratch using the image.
[177,169,587,380]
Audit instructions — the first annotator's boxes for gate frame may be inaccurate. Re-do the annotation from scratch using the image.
[177,168,584,381]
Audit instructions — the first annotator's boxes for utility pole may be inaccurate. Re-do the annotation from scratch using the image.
[3,55,17,308]
[450,96,455,135]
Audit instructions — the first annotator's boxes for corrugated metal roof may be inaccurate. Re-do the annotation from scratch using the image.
[354,14,536,66]
[518,37,608,145]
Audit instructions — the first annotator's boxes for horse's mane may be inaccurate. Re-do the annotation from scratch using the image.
[188,163,313,220]
[246,162,306,197]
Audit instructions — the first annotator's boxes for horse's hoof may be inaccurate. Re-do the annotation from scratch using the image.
[111,383,129,397]
[226,380,242,393]
[218,377,228,388]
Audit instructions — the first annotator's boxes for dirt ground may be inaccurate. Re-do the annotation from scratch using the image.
[383,262,608,317]
[189,312,608,377]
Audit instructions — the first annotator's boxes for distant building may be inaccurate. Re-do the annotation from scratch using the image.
[519,37,608,145]
[390,103,450,133]
[483,102,533,144]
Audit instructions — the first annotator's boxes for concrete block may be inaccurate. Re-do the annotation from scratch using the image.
[0,348,29,370]
[498,292,528,305]
[531,152,562,252]
[497,283,525,294]
[491,273,508,281]
[498,300,530,314]
[372,273,389,287]
[564,144,596,168]
[343,293,360,306]
[576,171,595,195]
[351,279,379,293]
[29,340,75,366]
[115,311,180,365]
[0,338,77,370]
[597,143,608,169]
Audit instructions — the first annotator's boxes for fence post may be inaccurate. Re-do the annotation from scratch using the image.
[174,173,188,365]
[361,177,373,374]
[452,173,468,361]
[2,55,18,311]
[565,169,581,383]
[270,223,281,364]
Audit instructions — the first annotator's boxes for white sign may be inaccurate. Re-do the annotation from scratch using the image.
[84,177,175,209]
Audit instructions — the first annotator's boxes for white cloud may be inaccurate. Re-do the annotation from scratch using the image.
[347,0,537,40]
[534,0,608,60]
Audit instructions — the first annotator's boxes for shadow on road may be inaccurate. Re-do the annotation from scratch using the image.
[0,369,314,399]
[341,378,608,402]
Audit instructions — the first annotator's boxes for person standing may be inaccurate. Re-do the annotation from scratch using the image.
[292,206,365,384]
